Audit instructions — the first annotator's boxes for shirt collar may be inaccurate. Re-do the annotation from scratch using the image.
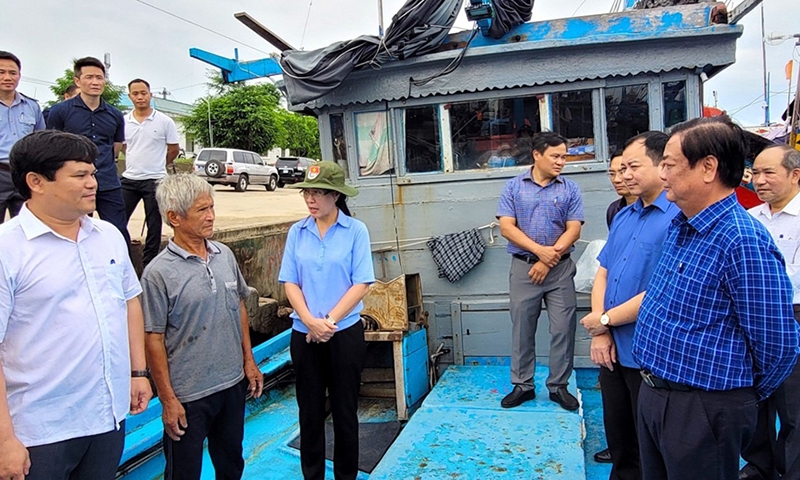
[779,191,800,216]
[17,203,99,241]
[679,193,739,234]
[125,109,157,123]
[167,239,221,260]
[633,190,671,213]
[298,211,353,231]
[522,168,563,186]
[72,94,107,112]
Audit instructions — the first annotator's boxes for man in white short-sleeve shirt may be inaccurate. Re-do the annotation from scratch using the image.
[741,144,800,480]
[122,78,179,266]
[0,130,151,480]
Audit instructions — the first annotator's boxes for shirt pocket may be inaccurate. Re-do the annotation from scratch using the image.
[19,113,37,136]
[104,263,127,305]
[225,281,241,312]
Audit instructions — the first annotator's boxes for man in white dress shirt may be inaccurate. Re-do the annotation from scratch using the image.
[122,78,179,266]
[741,144,800,480]
[0,130,151,480]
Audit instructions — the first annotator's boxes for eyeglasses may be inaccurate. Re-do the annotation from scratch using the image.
[299,189,329,199]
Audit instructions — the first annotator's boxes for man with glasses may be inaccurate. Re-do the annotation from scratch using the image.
[606,150,638,229]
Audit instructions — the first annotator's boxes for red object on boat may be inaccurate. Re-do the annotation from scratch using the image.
[735,186,763,209]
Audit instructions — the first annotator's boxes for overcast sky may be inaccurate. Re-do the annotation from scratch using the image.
[3,0,797,126]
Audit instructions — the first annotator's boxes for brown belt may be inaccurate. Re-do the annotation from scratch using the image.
[0,162,10,172]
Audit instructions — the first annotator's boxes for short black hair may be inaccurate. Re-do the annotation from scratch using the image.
[624,131,669,165]
[608,147,624,161]
[531,131,568,156]
[65,84,79,96]
[9,130,98,199]
[0,51,21,70]
[128,78,150,90]
[669,115,747,189]
[74,57,105,78]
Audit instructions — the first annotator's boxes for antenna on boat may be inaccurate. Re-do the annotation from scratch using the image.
[377,0,385,38]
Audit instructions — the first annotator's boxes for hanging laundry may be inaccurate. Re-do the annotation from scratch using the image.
[426,228,486,283]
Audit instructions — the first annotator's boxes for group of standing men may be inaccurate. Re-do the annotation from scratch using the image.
[498,118,800,480]
[1,50,261,480]
[1,52,179,266]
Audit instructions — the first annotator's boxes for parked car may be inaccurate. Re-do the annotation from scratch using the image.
[193,148,279,192]
[276,156,318,187]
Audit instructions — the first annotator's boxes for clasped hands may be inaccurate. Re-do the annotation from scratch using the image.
[528,244,565,285]
[305,316,338,344]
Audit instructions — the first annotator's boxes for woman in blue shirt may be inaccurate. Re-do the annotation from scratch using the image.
[279,161,375,480]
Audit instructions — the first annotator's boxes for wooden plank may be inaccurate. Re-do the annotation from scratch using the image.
[360,383,397,398]
[361,368,395,383]
[364,331,403,342]
[393,340,408,420]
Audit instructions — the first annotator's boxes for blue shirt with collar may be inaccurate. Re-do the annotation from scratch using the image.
[278,211,375,334]
[496,168,584,255]
[0,92,45,162]
[633,194,799,399]
[46,95,124,191]
[598,191,679,368]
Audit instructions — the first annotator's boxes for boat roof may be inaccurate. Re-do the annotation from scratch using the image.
[293,3,741,110]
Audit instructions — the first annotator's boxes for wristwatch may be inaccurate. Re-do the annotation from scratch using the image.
[325,314,337,325]
[599,311,611,327]
[131,369,150,378]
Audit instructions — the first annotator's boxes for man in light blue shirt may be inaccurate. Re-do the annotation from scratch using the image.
[0,51,45,222]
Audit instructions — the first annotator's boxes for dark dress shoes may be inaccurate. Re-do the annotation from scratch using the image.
[549,386,579,411]
[594,448,612,463]
[501,385,536,408]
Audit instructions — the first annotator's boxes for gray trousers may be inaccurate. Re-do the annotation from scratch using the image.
[509,256,577,393]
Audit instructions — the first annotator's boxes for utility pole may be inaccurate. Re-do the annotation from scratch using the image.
[377,0,385,38]
[760,5,769,125]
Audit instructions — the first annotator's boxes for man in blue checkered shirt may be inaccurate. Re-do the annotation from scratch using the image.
[632,116,799,479]
[496,132,584,411]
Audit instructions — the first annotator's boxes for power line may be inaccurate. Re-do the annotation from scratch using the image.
[300,1,313,50]
[572,0,589,16]
[21,76,56,86]
[132,0,272,56]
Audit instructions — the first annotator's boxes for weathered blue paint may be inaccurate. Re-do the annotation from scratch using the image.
[370,366,585,479]
[188,48,282,83]
[403,329,430,409]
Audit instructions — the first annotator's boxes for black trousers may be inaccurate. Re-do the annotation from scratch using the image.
[741,306,800,480]
[600,365,642,480]
[121,177,163,265]
[96,187,131,246]
[0,168,23,223]
[163,380,247,480]
[637,383,758,480]
[26,421,125,480]
[291,321,366,480]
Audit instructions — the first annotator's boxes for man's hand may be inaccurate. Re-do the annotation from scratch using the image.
[535,246,562,268]
[305,317,338,343]
[244,358,263,398]
[0,435,30,480]
[161,397,188,442]
[580,311,609,337]
[590,333,617,371]
[528,261,550,285]
[130,377,153,415]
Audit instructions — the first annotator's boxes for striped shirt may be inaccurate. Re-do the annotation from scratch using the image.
[496,169,584,255]
[633,194,799,399]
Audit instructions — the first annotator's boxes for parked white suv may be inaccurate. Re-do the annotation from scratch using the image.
[193,148,279,192]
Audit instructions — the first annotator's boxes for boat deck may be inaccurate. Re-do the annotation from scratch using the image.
[119,331,611,479]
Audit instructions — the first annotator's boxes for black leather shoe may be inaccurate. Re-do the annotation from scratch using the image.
[501,385,536,408]
[549,387,579,411]
[593,448,612,463]
[738,465,766,480]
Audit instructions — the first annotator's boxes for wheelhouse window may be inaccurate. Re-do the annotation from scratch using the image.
[605,84,650,155]
[551,90,596,162]
[405,106,441,173]
[355,111,392,177]
[448,96,541,171]
[663,81,687,129]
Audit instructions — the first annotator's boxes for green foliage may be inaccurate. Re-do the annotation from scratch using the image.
[48,65,125,109]
[182,83,285,153]
[279,111,321,158]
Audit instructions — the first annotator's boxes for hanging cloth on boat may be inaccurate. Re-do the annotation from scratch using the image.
[427,228,487,283]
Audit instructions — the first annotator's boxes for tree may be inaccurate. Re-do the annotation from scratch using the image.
[183,83,285,153]
[279,111,321,158]
[48,64,125,108]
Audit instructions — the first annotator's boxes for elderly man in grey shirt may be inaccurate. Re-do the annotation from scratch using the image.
[142,174,263,480]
